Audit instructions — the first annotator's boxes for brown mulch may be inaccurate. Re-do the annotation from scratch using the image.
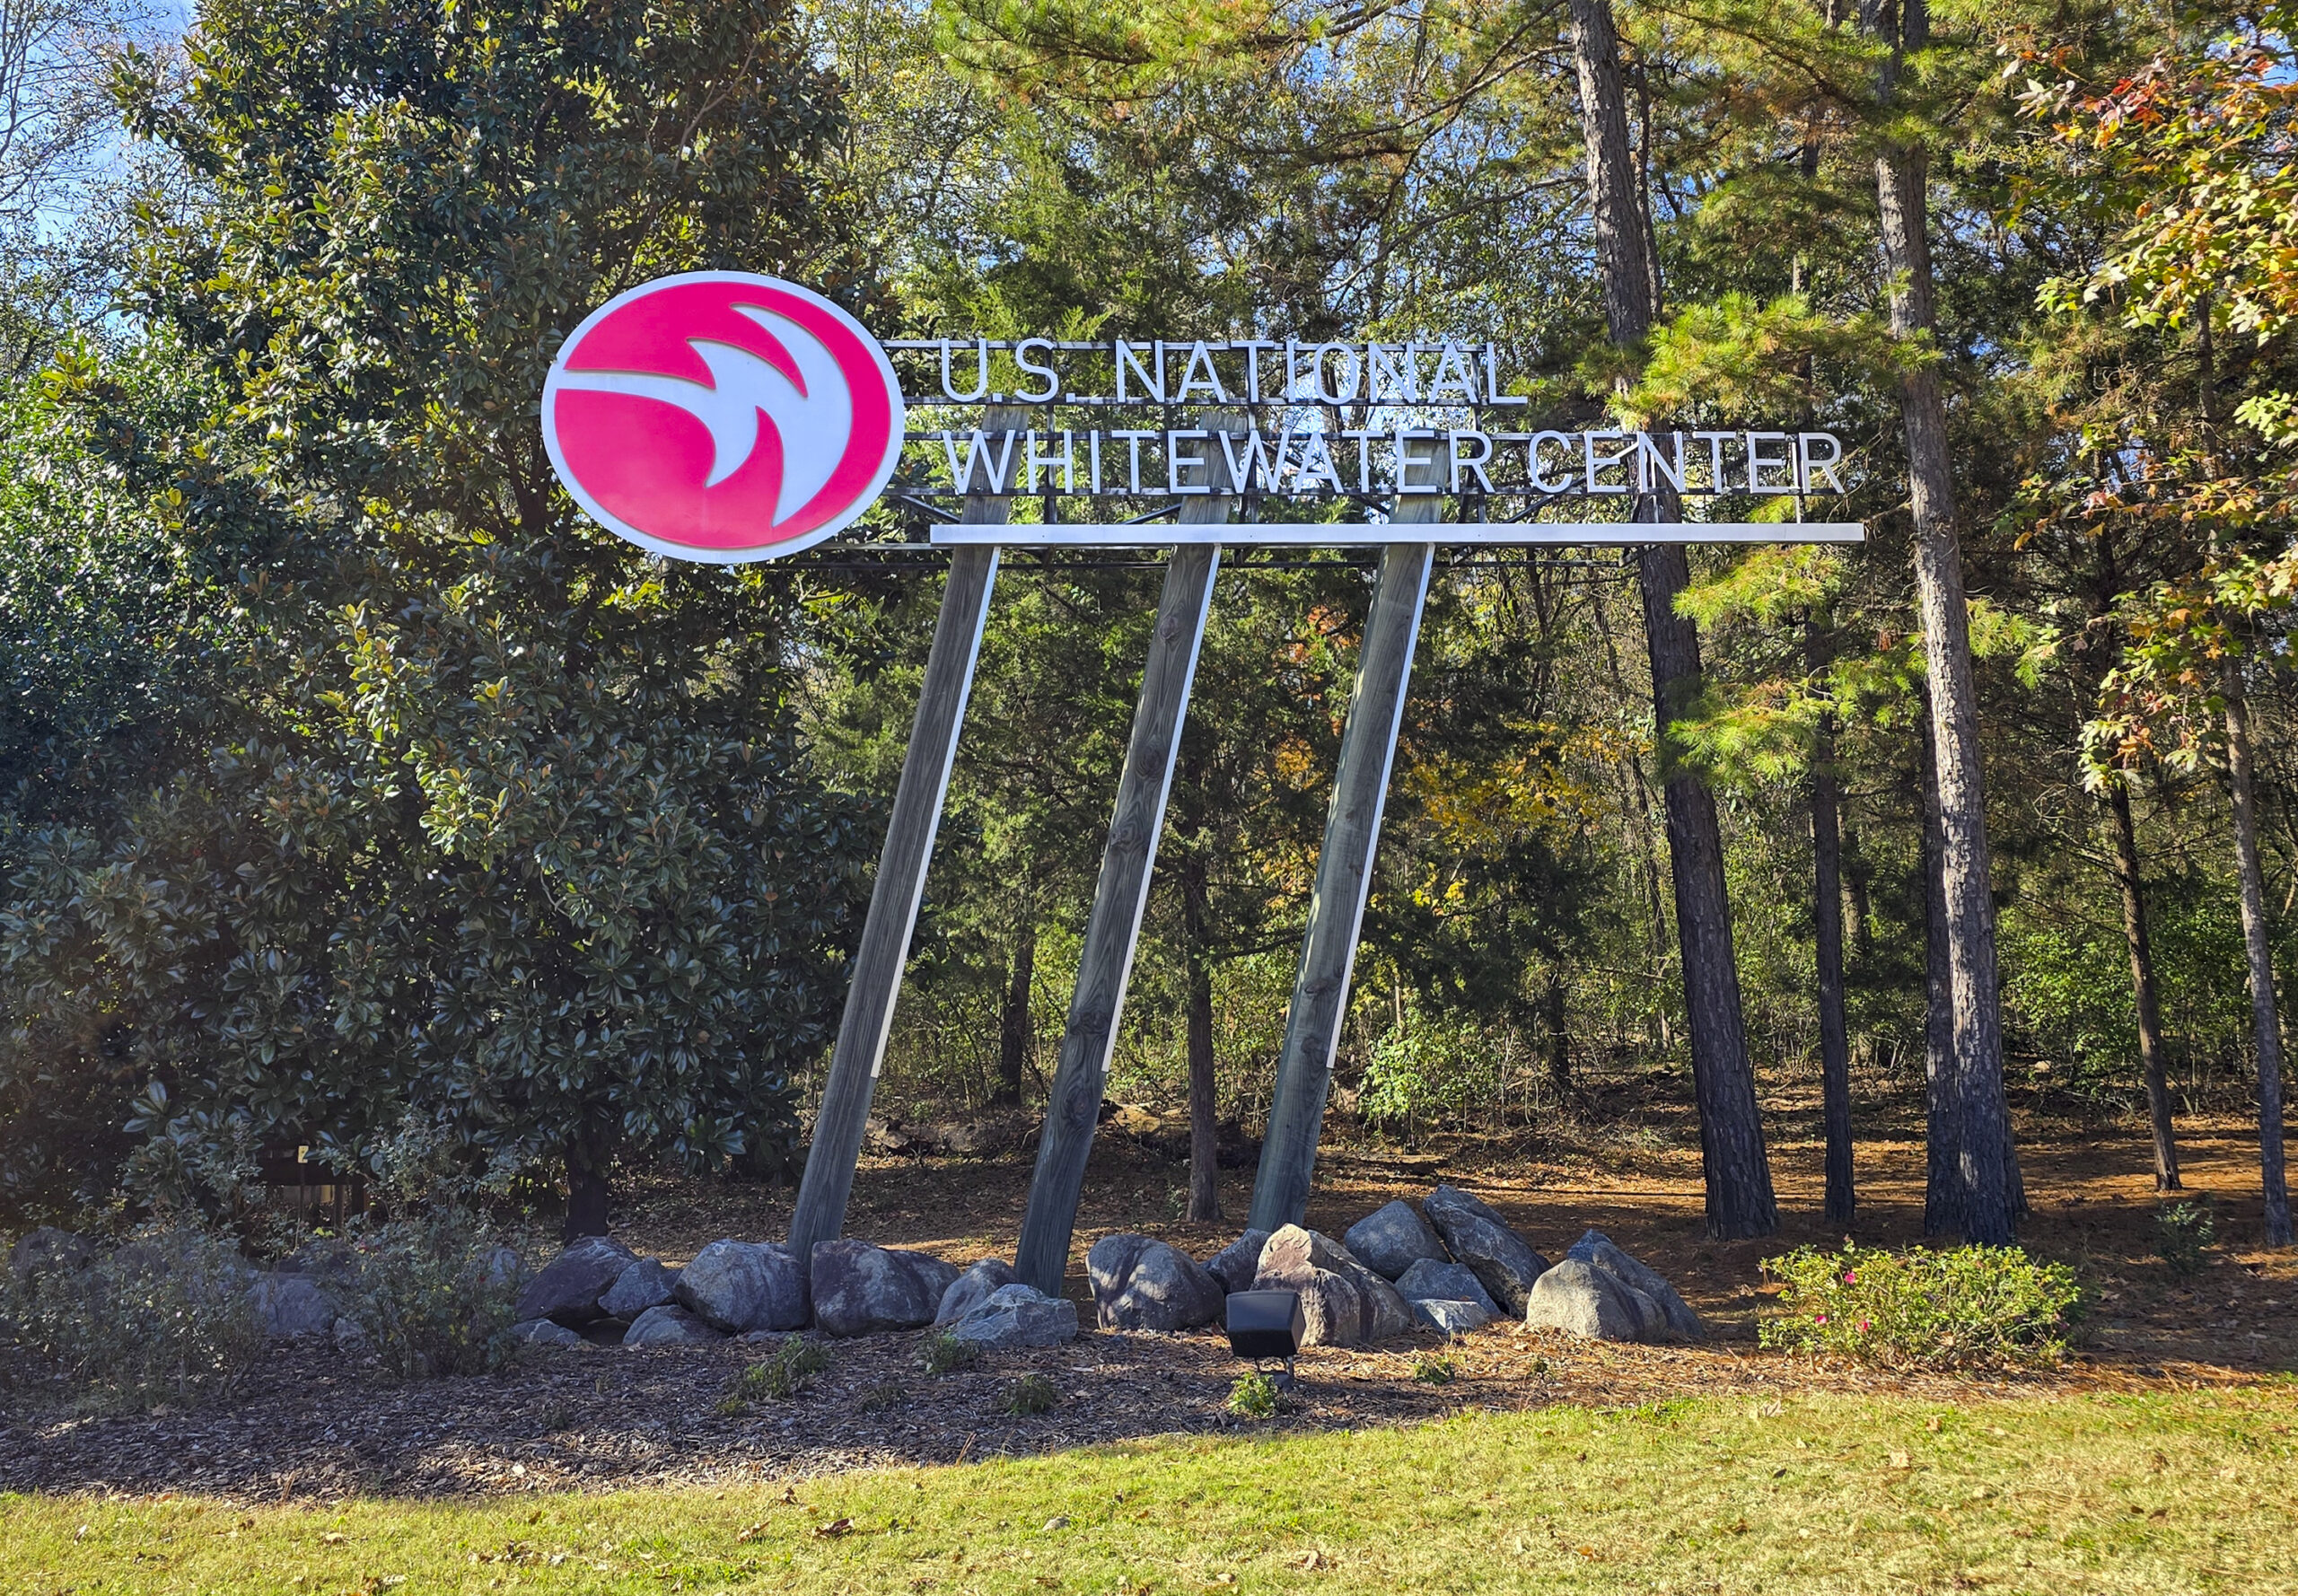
[5,1099,2294,1504]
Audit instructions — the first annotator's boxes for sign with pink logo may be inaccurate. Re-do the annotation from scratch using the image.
[541,271,906,564]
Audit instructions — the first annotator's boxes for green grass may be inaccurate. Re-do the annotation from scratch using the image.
[7,1387,2295,1593]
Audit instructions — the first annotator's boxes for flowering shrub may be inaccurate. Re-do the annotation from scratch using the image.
[1759,1244,2082,1371]
[338,1215,526,1379]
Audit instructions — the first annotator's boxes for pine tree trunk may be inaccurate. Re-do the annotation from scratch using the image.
[2223,665,2294,1247]
[996,922,1037,1106]
[1811,619,1854,1226]
[2107,781,2181,1190]
[1919,723,1962,1239]
[1571,0,1776,1238]
[1182,854,1221,1223]
[1870,0,2014,1244]
[1545,971,1573,1100]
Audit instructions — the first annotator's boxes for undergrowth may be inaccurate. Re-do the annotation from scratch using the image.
[1759,1243,2082,1371]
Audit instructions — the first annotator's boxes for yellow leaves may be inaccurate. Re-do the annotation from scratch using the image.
[1402,744,1597,850]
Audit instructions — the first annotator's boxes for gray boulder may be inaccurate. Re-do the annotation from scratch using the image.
[950,1283,1080,1349]
[1522,1258,1667,1342]
[1342,1200,1451,1281]
[511,1317,587,1349]
[9,1226,91,1284]
[675,1241,809,1334]
[1086,1233,1225,1332]
[810,1241,960,1337]
[1566,1230,1702,1342]
[623,1303,725,1347]
[249,1271,338,1338]
[470,1245,525,1293]
[514,1235,637,1326]
[934,1258,1020,1326]
[1250,1225,1412,1347]
[1202,1230,1271,1296]
[600,1257,679,1320]
[1393,1258,1500,1317]
[1413,1298,1493,1336]
[1421,1185,1549,1315]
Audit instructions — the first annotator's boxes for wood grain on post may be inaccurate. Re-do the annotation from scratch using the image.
[1012,412,1244,1295]
[788,407,1027,1258]
[1248,453,1441,1233]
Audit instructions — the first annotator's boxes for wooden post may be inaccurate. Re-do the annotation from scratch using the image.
[788,408,1025,1257]
[1012,415,1241,1294]
[1248,462,1442,1232]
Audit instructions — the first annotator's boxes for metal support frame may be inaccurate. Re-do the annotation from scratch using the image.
[1012,416,1243,1296]
[787,408,1027,1258]
[1247,473,1445,1232]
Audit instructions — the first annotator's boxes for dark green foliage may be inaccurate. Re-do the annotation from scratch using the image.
[1000,1372,1059,1416]
[918,1329,981,1376]
[2153,1200,2218,1279]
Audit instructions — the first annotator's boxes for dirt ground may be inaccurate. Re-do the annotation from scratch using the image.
[5,1102,2292,1504]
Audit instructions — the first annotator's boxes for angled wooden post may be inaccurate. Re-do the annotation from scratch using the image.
[789,407,1026,1258]
[1247,463,1442,1233]
[1012,414,1243,1295]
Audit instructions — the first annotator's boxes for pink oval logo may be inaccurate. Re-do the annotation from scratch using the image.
[541,272,905,562]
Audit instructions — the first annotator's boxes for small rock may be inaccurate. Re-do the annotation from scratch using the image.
[623,1303,725,1347]
[1086,1233,1224,1332]
[248,1272,337,1338]
[675,1240,809,1333]
[513,1235,637,1326]
[1522,1258,1665,1342]
[1202,1230,1272,1296]
[811,1241,960,1337]
[8,1226,91,1284]
[469,1245,525,1293]
[951,1283,1080,1348]
[1342,1200,1451,1281]
[1250,1225,1411,1346]
[1565,1230,1702,1342]
[511,1317,587,1348]
[600,1257,680,1320]
[1412,1298,1493,1336]
[1421,1185,1549,1315]
[934,1258,1020,1326]
[1393,1258,1500,1316]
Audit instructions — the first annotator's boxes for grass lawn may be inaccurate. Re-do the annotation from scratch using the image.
[8,1384,2293,1595]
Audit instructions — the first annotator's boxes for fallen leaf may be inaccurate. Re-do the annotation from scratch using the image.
[322,1531,348,1545]
[1890,1451,1911,1469]
[736,1522,767,1544]
[813,1518,853,1539]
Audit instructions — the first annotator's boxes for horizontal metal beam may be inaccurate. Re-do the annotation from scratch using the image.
[928,522,1865,548]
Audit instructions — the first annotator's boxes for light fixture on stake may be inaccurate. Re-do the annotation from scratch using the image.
[1224,1289,1307,1389]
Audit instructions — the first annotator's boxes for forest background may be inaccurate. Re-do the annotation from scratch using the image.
[0,0,2293,1250]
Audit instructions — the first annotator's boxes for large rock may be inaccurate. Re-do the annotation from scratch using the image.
[1342,1201,1451,1281]
[934,1258,1020,1326]
[675,1241,809,1334]
[1421,1185,1548,1315]
[1566,1230,1702,1343]
[1202,1230,1272,1297]
[1250,1225,1411,1347]
[1393,1258,1500,1317]
[514,1235,637,1326]
[600,1257,680,1320]
[9,1226,91,1284]
[623,1303,725,1347]
[810,1241,960,1337]
[1522,1258,1667,1342]
[512,1317,588,1349]
[950,1283,1080,1349]
[1413,1298,1493,1336]
[1086,1233,1225,1331]
[249,1271,338,1338]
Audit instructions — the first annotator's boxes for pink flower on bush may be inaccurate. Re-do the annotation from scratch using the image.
[1813,1311,1829,1325]
[1858,1319,1872,1333]
[1844,1269,1859,1285]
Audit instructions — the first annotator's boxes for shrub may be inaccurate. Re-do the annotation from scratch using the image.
[726,1335,831,1409]
[1001,1372,1059,1416]
[2153,1199,2217,1278]
[1759,1244,2082,1371]
[1411,1352,1457,1385]
[0,1222,266,1411]
[919,1329,982,1376]
[1227,1370,1295,1419]
[337,1215,525,1379]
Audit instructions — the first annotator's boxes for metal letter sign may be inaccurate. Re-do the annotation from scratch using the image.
[542,276,1868,1263]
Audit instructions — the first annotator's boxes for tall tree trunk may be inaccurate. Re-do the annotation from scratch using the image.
[564,1108,612,1241]
[1572,0,1776,1238]
[1918,724,1961,1238]
[2107,781,2181,1191]
[1545,970,1573,1100]
[996,922,1037,1106]
[2223,663,2294,1247]
[1811,622,1855,1226]
[1868,0,2015,1243]
[1181,852,1221,1223]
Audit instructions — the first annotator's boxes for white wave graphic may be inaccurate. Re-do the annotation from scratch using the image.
[555,305,855,523]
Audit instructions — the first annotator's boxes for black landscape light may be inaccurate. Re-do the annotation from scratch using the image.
[1224,1289,1306,1387]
